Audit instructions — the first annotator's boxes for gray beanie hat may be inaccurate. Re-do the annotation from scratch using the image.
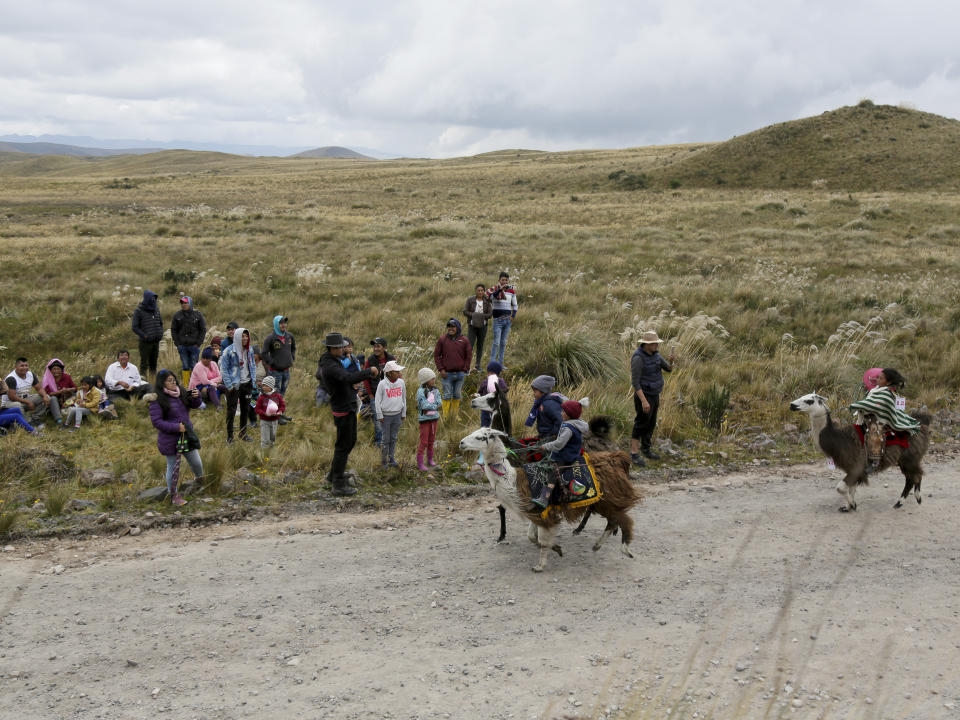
[531,375,556,393]
[418,367,436,385]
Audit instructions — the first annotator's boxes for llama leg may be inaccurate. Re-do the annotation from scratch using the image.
[894,477,913,509]
[572,507,592,535]
[914,470,923,504]
[533,525,560,573]
[593,521,616,552]
[837,476,857,512]
[527,521,539,545]
[497,505,507,542]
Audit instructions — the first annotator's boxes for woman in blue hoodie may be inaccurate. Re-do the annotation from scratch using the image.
[131,290,164,378]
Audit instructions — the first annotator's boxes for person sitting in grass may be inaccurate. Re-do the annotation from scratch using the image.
[3,357,51,425]
[104,349,152,401]
[64,376,101,431]
[0,406,38,434]
[189,347,224,410]
[92,375,118,420]
[42,358,76,427]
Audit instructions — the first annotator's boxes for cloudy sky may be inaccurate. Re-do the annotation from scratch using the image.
[2,0,959,157]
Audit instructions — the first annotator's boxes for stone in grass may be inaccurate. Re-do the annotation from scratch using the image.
[81,469,117,487]
[138,487,169,502]
[69,499,97,511]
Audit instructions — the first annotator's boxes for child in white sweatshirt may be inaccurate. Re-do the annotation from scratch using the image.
[375,360,406,467]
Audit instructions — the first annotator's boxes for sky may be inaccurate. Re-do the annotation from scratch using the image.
[2,0,959,158]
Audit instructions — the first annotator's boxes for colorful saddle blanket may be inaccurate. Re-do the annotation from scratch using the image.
[524,454,601,515]
[853,424,910,449]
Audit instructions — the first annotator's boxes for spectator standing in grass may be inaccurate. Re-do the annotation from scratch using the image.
[363,337,395,446]
[319,332,378,496]
[64,376,100,431]
[147,369,203,507]
[262,315,296,399]
[208,336,223,361]
[220,327,256,443]
[221,322,239,351]
[104,349,152,401]
[488,271,518,366]
[2,357,50,424]
[42,358,76,427]
[463,283,493,372]
[415,368,442,471]
[434,318,472,419]
[189,347,224,410]
[375,360,406,468]
[131,289,163,378]
[255,375,285,450]
[630,330,674,466]
[171,295,206,388]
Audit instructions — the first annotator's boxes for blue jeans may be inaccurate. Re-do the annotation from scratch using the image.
[269,369,290,396]
[177,345,200,371]
[489,316,512,365]
[164,449,204,495]
[441,371,466,400]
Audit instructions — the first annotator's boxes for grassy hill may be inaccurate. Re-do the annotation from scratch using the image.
[291,146,372,159]
[643,102,960,191]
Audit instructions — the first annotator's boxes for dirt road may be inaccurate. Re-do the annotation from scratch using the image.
[2,459,959,719]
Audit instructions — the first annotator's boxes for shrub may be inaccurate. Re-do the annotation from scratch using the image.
[0,508,19,536]
[540,328,623,387]
[44,486,71,517]
[696,384,730,433]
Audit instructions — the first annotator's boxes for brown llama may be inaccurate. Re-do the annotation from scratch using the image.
[460,427,642,572]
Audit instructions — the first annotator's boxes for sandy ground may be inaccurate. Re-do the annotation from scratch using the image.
[2,458,960,720]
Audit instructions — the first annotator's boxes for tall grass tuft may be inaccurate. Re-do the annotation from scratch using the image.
[44,486,72,517]
[539,328,623,387]
[0,508,20,536]
[696,384,731,433]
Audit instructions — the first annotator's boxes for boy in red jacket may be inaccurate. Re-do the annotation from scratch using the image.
[255,375,286,449]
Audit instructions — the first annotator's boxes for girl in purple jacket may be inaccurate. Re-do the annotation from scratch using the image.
[148,369,204,506]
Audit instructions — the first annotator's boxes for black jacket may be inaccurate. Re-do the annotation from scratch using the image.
[171,308,207,347]
[319,352,375,413]
[132,291,164,342]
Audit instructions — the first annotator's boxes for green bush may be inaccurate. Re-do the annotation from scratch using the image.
[695,384,730,433]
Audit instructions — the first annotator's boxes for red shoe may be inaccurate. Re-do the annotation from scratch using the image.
[171,494,187,506]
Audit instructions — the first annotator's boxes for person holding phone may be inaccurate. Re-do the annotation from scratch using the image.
[146,369,204,506]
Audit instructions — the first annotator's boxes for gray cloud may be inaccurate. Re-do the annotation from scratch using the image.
[1,0,959,156]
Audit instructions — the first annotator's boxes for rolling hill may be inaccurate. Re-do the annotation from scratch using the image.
[644,102,960,191]
[290,146,374,159]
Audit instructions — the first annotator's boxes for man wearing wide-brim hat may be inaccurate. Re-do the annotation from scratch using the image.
[630,330,675,466]
[318,332,379,496]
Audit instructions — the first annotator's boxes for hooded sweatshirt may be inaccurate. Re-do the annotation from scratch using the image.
[262,315,296,371]
[171,297,206,347]
[220,327,256,389]
[433,319,472,373]
[541,418,589,464]
[132,290,164,342]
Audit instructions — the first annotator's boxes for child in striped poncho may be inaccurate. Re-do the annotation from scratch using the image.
[849,368,922,473]
[849,368,921,434]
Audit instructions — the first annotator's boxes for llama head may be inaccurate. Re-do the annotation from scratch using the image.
[789,392,829,414]
[470,390,497,413]
[459,426,509,453]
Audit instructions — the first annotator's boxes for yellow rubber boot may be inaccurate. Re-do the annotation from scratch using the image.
[442,399,451,417]
[450,398,461,419]
[181,370,191,388]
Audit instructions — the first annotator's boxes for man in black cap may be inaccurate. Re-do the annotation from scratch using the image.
[319,332,379,496]
[221,321,240,351]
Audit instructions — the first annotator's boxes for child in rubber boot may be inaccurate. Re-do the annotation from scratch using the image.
[530,399,589,508]
[416,368,442,471]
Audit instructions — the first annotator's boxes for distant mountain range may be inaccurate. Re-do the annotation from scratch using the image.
[0,134,400,159]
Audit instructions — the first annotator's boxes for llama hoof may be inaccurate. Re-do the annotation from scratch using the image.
[592,542,601,552]
[916,495,922,504]
[571,527,583,536]
[532,565,544,573]
[839,506,851,513]
[894,500,903,509]
[551,545,563,557]
[621,544,634,559]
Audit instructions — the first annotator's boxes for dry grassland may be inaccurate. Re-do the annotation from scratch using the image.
[2,134,959,528]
